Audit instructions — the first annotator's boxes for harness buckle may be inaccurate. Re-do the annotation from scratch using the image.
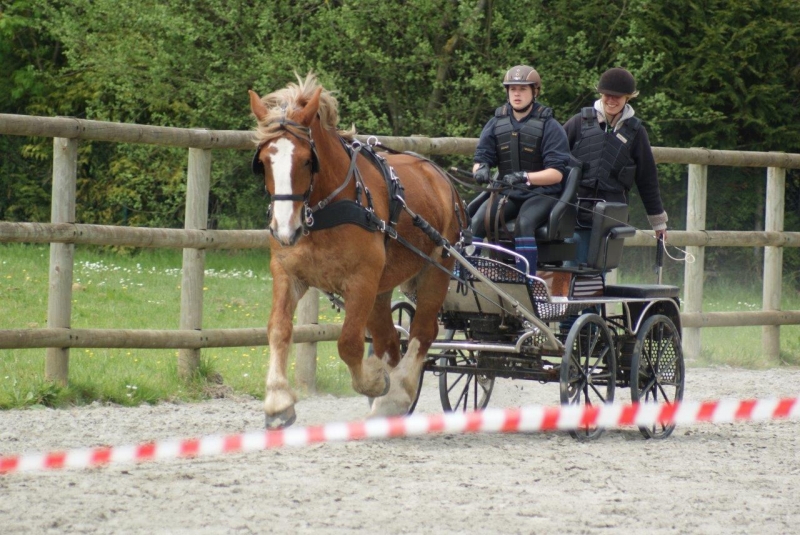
[382,223,398,240]
[304,205,314,228]
[366,136,380,147]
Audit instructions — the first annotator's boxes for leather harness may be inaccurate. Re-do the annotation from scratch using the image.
[252,123,471,272]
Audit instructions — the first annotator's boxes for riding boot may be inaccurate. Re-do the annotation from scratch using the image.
[514,237,537,276]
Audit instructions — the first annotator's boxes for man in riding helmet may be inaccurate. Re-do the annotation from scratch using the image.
[471,64,571,275]
[563,67,668,264]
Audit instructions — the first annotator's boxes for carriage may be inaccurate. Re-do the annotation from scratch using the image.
[249,74,684,441]
[391,178,685,440]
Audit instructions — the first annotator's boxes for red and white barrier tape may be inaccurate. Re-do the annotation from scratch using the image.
[1,397,797,474]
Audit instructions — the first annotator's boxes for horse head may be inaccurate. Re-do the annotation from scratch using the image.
[249,87,323,246]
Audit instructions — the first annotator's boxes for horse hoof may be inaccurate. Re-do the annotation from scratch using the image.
[265,407,296,429]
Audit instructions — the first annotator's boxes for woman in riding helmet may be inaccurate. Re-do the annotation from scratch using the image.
[563,67,668,264]
[471,65,571,275]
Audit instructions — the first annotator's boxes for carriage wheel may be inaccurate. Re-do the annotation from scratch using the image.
[438,329,495,412]
[630,314,685,439]
[559,313,616,441]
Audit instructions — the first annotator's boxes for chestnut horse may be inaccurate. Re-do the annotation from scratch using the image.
[249,74,468,427]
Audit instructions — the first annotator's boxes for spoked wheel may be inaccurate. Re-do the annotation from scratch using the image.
[630,314,685,439]
[560,313,616,441]
[438,329,495,412]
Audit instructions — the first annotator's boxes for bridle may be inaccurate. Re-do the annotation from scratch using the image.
[251,118,320,203]
[251,110,365,234]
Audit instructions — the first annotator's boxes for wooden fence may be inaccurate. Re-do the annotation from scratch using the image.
[1,113,799,388]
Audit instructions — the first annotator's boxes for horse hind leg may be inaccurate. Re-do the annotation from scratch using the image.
[365,291,403,368]
[339,284,391,399]
[370,265,450,417]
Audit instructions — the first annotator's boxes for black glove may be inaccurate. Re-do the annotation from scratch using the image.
[473,163,490,185]
[502,171,529,186]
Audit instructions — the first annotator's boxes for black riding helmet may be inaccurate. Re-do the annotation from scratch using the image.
[596,67,636,96]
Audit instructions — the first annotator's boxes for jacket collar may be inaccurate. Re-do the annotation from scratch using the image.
[593,99,635,131]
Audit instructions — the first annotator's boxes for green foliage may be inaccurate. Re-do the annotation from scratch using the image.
[0,0,798,268]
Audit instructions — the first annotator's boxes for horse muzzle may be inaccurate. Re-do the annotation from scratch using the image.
[269,224,304,246]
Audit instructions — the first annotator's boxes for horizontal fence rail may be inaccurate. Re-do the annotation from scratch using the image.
[4,113,800,166]
[0,324,343,350]
[2,222,799,249]
[0,113,799,385]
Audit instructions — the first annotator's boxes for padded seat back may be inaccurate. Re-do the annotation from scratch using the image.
[535,164,580,243]
[585,202,636,271]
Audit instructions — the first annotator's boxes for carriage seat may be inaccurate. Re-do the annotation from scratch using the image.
[465,164,580,266]
[604,284,680,299]
[583,201,636,272]
[478,164,582,264]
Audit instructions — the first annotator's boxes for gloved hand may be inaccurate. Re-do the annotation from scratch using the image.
[502,171,529,186]
[473,163,490,185]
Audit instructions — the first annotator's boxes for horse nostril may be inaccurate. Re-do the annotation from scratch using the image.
[289,226,303,245]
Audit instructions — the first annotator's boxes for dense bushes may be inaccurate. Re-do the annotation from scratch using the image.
[1,0,798,276]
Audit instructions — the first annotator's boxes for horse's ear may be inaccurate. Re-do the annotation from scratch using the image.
[298,87,323,127]
[249,90,268,122]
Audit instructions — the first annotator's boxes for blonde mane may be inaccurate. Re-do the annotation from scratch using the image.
[253,72,355,146]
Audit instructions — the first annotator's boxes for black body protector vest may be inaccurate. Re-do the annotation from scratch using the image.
[572,107,641,195]
[493,103,553,178]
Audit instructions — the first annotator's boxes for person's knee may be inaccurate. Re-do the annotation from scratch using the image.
[514,214,539,238]
[470,210,487,237]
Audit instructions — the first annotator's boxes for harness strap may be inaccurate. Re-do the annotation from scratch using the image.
[271,194,305,202]
[311,140,362,213]
[308,200,382,232]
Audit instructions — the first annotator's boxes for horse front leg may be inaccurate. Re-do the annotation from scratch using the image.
[264,266,305,429]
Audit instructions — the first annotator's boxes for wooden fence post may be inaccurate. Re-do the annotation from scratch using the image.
[178,148,211,379]
[45,137,78,385]
[294,288,319,393]
[763,166,786,361]
[683,163,707,360]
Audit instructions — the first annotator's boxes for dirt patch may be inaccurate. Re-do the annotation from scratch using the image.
[2,367,799,534]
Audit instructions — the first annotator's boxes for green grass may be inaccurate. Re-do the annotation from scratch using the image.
[0,243,353,409]
[1,243,798,409]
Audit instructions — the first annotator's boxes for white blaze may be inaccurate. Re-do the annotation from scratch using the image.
[269,138,298,241]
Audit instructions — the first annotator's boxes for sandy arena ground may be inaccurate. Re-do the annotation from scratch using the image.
[2,366,799,534]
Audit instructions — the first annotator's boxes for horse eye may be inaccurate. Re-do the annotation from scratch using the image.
[305,159,313,168]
